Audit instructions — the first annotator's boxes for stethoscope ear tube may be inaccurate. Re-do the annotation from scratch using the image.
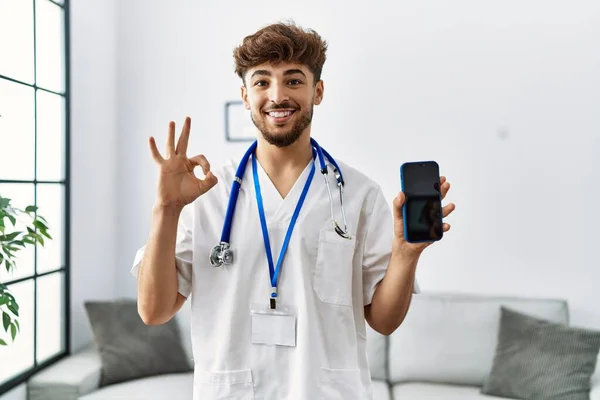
[221,141,257,245]
[209,142,258,267]
[312,138,351,240]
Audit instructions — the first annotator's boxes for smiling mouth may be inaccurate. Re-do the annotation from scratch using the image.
[265,109,296,123]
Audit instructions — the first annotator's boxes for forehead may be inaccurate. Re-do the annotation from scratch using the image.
[246,62,311,80]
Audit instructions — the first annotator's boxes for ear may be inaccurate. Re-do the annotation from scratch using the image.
[313,80,324,105]
[240,85,250,110]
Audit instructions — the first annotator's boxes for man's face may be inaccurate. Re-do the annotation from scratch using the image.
[241,62,324,148]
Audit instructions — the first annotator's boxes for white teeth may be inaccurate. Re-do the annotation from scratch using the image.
[268,111,293,118]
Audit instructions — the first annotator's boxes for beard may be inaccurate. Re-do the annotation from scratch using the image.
[251,102,313,148]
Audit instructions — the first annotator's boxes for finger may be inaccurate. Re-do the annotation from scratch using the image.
[198,170,219,192]
[434,176,446,194]
[176,116,191,155]
[148,137,164,164]
[393,192,405,221]
[443,222,451,232]
[166,121,176,157]
[442,202,455,218]
[440,181,451,199]
[189,154,210,175]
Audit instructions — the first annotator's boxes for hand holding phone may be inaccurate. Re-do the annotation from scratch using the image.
[400,161,444,243]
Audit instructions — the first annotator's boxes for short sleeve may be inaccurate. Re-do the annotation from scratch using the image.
[130,204,194,298]
[362,188,420,306]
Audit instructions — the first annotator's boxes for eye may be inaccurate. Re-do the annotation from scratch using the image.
[254,80,268,87]
[289,79,302,85]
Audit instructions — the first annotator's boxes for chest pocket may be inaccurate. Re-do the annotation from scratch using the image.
[313,229,357,307]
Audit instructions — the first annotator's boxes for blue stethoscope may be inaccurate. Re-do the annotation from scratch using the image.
[209,138,351,268]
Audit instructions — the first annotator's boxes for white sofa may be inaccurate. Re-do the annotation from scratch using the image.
[28,292,600,399]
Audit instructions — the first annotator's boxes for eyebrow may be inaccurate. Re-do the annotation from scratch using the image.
[250,69,307,80]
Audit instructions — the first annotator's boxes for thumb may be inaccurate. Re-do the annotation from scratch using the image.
[393,192,405,221]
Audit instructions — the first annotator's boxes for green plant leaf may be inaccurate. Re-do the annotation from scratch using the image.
[25,205,38,213]
[33,220,48,231]
[10,323,16,340]
[4,291,15,303]
[6,303,18,317]
[0,338,6,346]
[0,231,21,242]
[0,197,10,208]
[7,215,16,226]
[14,319,19,332]
[2,311,10,332]
[26,232,44,246]
[0,296,7,306]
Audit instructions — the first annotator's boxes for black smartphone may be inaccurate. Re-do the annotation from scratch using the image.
[400,161,443,243]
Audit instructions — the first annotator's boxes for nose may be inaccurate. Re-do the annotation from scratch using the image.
[268,82,289,105]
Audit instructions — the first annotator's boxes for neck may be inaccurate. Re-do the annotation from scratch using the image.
[254,133,313,178]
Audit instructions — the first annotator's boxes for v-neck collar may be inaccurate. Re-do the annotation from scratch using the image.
[252,157,316,225]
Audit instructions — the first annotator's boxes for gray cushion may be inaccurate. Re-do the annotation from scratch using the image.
[84,299,192,387]
[482,306,600,400]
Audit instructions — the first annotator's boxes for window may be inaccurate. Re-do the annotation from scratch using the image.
[0,0,70,394]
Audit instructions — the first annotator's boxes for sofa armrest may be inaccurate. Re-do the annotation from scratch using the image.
[28,344,102,400]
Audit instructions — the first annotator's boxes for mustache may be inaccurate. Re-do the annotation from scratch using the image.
[263,103,298,112]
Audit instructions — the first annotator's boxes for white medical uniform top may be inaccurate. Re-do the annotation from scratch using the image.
[131,154,419,400]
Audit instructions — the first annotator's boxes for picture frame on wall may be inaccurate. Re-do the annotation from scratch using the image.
[225,101,255,142]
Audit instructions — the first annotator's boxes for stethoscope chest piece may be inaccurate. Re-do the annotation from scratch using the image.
[209,242,233,267]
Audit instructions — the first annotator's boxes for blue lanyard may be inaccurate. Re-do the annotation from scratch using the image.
[252,150,316,309]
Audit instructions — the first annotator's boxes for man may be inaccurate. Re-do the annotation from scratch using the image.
[132,21,455,399]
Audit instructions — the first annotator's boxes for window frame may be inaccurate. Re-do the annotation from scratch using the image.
[0,0,71,394]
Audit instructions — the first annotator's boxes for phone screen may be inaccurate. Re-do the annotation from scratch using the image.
[401,161,443,243]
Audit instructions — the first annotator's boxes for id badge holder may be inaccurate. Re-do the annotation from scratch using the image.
[250,302,297,347]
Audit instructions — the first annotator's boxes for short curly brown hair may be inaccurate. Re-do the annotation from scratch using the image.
[233,21,328,85]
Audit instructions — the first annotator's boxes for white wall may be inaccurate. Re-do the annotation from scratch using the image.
[69,0,118,350]
[115,0,600,329]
